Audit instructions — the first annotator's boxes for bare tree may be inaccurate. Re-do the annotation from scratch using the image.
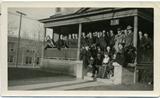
[29,22,44,68]
[20,28,30,66]
[8,20,18,35]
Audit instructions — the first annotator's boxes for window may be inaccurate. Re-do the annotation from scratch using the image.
[36,57,41,65]
[8,55,14,63]
[26,57,32,64]
[56,8,61,13]
[26,48,34,53]
[8,42,15,52]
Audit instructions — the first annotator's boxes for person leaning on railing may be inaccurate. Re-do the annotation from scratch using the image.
[44,35,57,50]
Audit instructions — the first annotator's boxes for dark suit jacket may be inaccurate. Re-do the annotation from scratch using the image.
[138,36,145,49]
[99,36,107,48]
[109,35,115,48]
[95,57,103,66]
[142,37,153,50]
[115,48,127,67]
[80,49,91,67]
[125,32,133,48]
[67,39,73,48]
[87,37,94,47]
[56,39,64,49]
[81,37,87,47]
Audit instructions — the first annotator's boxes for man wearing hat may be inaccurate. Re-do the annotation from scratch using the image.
[79,44,92,69]
[114,28,125,52]
[141,33,153,61]
[99,30,107,51]
[124,25,133,48]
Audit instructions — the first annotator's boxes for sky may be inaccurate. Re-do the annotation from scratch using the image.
[8,8,56,40]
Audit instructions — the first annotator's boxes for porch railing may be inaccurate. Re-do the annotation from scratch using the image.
[44,48,77,60]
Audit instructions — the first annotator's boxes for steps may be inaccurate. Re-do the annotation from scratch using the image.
[97,78,114,84]
[84,72,114,84]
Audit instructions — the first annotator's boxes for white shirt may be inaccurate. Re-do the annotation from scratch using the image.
[103,57,110,64]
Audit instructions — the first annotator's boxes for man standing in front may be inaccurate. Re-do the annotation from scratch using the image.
[124,25,134,48]
[80,44,91,69]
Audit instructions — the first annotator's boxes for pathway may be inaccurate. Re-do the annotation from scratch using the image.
[8,79,111,90]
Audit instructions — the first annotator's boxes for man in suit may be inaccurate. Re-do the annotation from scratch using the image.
[74,34,78,48]
[114,28,125,52]
[142,33,153,61]
[124,25,133,48]
[71,33,76,48]
[99,30,107,51]
[81,32,87,48]
[92,53,103,78]
[137,31,145,62]
[56,34,64,50]
[106,31,110,46]
[66,34,73,48]
[109,30,115,50]
[80,44,92,69]
[87,32,94,48]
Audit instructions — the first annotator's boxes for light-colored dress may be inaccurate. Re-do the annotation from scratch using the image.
[99,57,110,78]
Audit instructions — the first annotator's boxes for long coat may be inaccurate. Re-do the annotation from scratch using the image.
[115,48,127,67]
[124,32,133,48]
[114,34,125,52]
[80,49,91,68]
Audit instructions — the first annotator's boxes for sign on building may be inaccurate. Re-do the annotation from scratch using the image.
[110,19,119,26]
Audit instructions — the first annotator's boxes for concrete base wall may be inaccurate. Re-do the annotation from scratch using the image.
[41,59,77,76]
[122,67,134,84]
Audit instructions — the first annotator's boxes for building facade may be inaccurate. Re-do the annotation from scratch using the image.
[8,36,42,66]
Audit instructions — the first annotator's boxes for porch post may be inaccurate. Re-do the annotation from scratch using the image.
[41,27,46,67]
[76,23,83,79]
[77,23,82,60]
[52,29,54,40]
[133,15,138,83]
[133,15,138,50]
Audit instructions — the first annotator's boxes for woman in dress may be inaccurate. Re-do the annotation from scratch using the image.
[99,52,111,79]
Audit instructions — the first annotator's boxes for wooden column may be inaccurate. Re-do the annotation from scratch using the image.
[133,15,138,84]
[133,15,138,50]
[52,29,54,40]
[77,23,82,60]
[41,27,46,67]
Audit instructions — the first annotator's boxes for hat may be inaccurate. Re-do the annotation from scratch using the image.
[117,28,121,31]
[126,25,133,30]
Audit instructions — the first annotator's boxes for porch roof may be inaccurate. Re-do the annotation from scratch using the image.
[39,8,153,28]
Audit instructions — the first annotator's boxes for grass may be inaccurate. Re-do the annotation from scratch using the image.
[8,68,76,86]
[8,68,153,91]
[71,83,153,91]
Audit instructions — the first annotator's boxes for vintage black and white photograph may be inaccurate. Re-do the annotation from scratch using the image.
[2,2,160,96]
[6,7,154,91]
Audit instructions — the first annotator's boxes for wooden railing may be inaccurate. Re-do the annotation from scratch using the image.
[136,63,153,83]
[44,48,78,60]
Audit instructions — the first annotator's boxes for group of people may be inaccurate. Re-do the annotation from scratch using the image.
[44,25,153,78]
[79,25,152,79]
[44,33,79,50]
